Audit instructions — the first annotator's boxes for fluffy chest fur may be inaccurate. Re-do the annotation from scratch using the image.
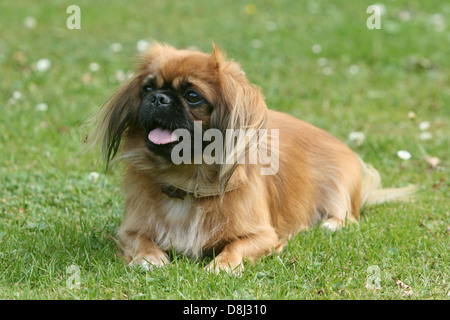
[149,197,211,257]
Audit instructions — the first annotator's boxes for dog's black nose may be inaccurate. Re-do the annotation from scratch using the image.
[150,92,171,107]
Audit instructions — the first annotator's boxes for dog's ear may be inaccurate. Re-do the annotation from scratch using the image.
[89,75,142,168]
[209,44,268,193]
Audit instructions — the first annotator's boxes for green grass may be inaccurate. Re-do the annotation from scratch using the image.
[0,0,448,299]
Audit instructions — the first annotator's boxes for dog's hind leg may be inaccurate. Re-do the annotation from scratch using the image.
[319,177,361,232]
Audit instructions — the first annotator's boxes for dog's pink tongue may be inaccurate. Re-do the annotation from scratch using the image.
[148,128,178,145]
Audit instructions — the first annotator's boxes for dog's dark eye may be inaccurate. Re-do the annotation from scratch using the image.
[142,85,153,93]
[184,90,203,106]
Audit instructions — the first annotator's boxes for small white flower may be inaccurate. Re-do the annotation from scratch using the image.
[7,91,22,105]
[434,24,445,32]
[88,172,100,182]
[397,150,411,160]
[266,21,277,31]
[251,39,262,49]
[36,103,48,112]
[24,16,37,29]
[398,11,411,22]
[322,66,332,75]
[407,111,416,119]
[36,58,51,72]
[110,42,123,52]
[89,62,100,72]
[317,57,328,67]
[110,70,134,83]
[432,14,443,24]
[432,14,445,32]
[12,91,22,100]
[419,121,430,131]
[312,44,322,54]
[349,131,365,146]
[115,70,127,83]
[419,132,432,141]
[349,64,359,75]
[136,40,150,53]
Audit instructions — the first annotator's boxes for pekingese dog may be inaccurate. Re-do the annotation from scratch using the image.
[90,43,415,273]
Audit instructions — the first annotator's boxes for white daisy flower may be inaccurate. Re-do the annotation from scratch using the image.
[112,70,125,83]
[317,57,328,67]
[398,11,411,22]
[419,132,432,141]
[110,42,123,52]
[419,121,430,131]
[36,58,51,72]
[349,131,365,146]
[251,39,262,49]
[24,16,37,29]
[12,91,22,100]
[88,172,100,182]
[136,40,150,53]
[312,44,322,54]
[322,66,332,75]
[348,65,359,75]
[36,103,48,112]
[266,21,277,31]
[397,150,411,160]
[89,62,100,72]
[432,14,445,32]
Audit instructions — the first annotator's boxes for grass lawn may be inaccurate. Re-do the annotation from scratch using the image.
[0,0,448,300]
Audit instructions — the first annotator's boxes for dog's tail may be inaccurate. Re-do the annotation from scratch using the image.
[358,157,417,206]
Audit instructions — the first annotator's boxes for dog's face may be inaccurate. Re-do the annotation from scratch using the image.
[94,43,268,186]
[137,47,218,159]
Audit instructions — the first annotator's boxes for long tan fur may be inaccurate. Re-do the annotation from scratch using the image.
[358,157,417,206]
[90,43,416,273]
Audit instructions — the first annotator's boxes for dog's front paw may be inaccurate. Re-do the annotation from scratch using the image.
[129,251,170,271]
[205,253,244,276]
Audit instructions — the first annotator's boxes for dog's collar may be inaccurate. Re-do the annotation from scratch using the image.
[161,181,241,200]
